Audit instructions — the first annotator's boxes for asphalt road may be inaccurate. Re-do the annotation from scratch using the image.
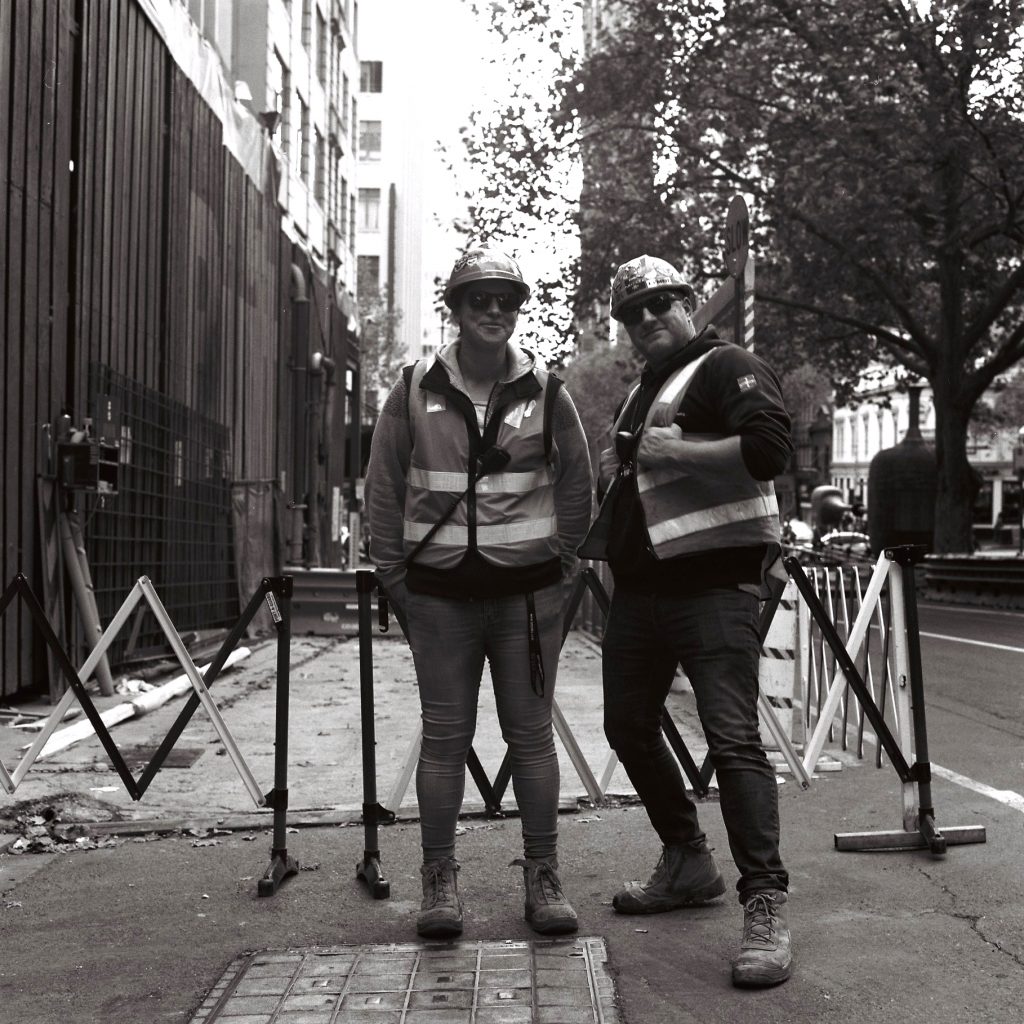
[916,602,1024,799]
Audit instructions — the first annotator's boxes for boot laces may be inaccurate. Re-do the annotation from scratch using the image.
[742,892,779,946]
[422,859,456,907]
[511,858,565,905]
[647,849,670,888]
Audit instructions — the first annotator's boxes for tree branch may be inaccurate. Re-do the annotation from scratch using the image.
[961,261,1024,353]
[757,290,930,365]
[780,205,932,348]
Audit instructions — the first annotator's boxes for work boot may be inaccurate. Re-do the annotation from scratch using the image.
[612,843,726,914]
[416,857,463,939]
[511,858,579,935]
[732,890,792,988]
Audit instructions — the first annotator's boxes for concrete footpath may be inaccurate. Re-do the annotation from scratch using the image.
[0,627,1021,1023]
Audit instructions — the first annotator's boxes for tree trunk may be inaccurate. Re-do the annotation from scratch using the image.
[931,398,977,554]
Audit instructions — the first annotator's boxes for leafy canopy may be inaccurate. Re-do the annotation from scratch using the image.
[458,0,1024,551]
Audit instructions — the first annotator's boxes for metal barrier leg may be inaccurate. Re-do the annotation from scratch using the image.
[355,570,391,899]
[259,578,300,896]
[660,710,711,798]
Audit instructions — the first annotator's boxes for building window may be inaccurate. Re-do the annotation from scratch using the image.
[297,94,310,182]
[349,194,357,251]
[351,96,358,147]
[314,128,326,203]
[360,60,383,92]
[342,73,350,135]
[358,119,381,160]
[973,479,994,525]
[358,188,381,231]
[268,49,290,149]
[358,255,380,295]
[301,0,312,52]
[316,10,328,85]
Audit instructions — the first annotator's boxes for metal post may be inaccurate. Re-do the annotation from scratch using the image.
[356,569,390,898]
[259,577,300,895]
[892,548,946,855]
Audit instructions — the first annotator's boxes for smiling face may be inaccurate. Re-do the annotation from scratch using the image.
[455,281,521,351]
[622,290,696,368]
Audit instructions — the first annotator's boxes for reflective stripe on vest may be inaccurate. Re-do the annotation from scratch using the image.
[408,466,554,494]
[646,492,779,548]
[404,515,557,547]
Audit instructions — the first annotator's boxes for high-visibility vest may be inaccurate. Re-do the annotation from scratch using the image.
[402,355,560,570]
[622,349,781,560]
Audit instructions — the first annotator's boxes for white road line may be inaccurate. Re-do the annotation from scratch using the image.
[919,631,1024,654]
[931,763,1024,814]
[805,712,1024,815]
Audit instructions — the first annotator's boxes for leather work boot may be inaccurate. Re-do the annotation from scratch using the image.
[417,857,463,939]
[612,843,726,914]
[511,858,579,935]
[732,890,792,988]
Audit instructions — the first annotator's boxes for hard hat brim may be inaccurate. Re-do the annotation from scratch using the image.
[611,282,695,321]
[443,272,531,309]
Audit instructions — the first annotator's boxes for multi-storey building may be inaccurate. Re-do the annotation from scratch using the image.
[356,1,453,368]
[229,0,360,297]
[225,0,365,564]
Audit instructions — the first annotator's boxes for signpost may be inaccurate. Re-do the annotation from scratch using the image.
[725,195,750,351]
[1013,427,1024,555]
[725,194,749,278]
[692,194,755,350]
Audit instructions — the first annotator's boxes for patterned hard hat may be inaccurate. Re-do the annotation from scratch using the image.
[610,255,694,320]
[443,247,531,309]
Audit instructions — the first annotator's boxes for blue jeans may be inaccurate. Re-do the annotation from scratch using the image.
[602,586,788,899]
[405,583,564,862]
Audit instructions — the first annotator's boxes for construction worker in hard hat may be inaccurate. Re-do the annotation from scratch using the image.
[584,254,795,988]
[364,245,593,941]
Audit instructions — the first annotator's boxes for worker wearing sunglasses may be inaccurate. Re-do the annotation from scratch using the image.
[364,246,593,944]
[583,253,794,990]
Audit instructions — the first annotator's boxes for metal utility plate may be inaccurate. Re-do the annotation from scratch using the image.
[191,936,621,1023]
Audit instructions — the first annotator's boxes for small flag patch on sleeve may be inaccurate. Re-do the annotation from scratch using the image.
[737,374,757,391]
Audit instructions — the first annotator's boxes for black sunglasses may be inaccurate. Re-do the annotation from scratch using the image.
[618,291,678,326]
[465,290,524,313]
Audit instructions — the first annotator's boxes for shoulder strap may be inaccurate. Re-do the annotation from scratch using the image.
[542,370,563,460]
[646,349,715,428]
[402,361,417,442]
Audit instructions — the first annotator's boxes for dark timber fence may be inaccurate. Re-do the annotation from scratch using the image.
[1,0,303,699]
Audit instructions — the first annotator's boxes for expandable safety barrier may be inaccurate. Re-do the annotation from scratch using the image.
[788,546,987,855]
[355,567,806,833]
[0,572,298,895]
[356,546,986,866]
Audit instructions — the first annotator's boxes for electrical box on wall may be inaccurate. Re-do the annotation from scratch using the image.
[57,438,119,494]
[55,393,121,494]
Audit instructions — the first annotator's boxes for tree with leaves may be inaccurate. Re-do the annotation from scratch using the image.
[459,0,1024,553]
[356,282,406,425]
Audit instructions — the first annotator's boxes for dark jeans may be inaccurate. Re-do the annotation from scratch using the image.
[602,586,788,900]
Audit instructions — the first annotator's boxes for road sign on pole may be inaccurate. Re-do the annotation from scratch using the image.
[692,195,756,350]
[725,194,749,279]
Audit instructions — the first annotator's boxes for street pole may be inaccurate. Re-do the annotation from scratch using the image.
[1014,427,1024,556]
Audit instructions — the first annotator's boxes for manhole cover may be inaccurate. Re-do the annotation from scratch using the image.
[191,936,621,1023]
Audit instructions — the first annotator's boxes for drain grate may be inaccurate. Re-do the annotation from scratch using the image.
[191,936,621,1023]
